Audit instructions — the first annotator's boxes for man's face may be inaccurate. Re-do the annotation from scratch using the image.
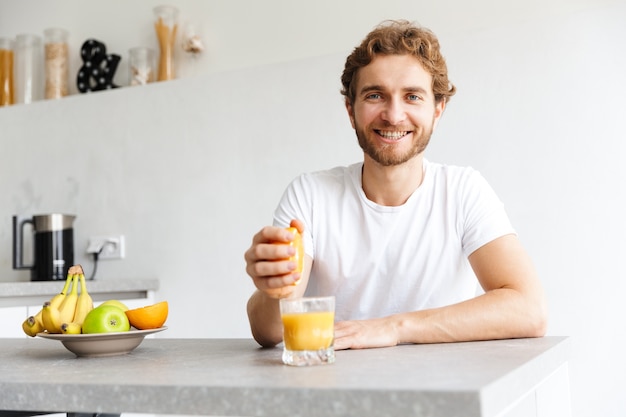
[346,54,445,167]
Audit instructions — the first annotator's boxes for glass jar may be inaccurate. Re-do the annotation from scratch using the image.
[153,5,179,81]
[128,47,156,86]
[44,28,69,99]
[15,34,44,104]
[0,37,15,106]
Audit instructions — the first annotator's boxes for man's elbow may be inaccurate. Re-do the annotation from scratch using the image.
[525,296,548,338]
[250,328,282,348]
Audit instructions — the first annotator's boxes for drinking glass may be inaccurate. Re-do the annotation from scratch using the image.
[279,296,335,366]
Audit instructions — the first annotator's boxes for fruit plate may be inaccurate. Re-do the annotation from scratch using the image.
[37,327,167,357]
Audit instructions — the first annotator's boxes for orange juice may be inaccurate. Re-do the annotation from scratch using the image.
[281,311,334,350]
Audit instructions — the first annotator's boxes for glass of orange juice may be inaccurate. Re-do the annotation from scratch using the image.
[279,296,335,366]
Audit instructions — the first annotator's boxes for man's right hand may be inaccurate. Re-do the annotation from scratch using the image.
[244,219,306,299]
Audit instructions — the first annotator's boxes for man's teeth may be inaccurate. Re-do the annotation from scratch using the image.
[378,131,408,139]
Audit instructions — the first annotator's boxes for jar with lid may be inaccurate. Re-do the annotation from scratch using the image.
[128,47,156,86]
[44,28,69,99]
[0,37,15,106]
[154,5,179,81]
[15,34,44,104]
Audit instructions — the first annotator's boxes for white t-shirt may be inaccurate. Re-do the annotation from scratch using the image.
[273,160,515,321]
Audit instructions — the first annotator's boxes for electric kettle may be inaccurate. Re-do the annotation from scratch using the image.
[12,213,76,281]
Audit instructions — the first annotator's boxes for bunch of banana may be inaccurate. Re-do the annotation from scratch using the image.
[22,265,94,336]
[21,270,73,337]
[21,309,44,337]
[61,272,93,334]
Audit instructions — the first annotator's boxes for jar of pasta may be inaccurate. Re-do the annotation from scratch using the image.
[44,28,69,99]
[129,47,156,86]
[0,37,15,106]
[153,5,179,81]
[15,34,44,104]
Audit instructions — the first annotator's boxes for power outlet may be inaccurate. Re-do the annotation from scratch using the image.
[86,235,126,260]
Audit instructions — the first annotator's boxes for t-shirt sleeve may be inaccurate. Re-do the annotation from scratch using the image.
[273,173,315,259]
[460,170,516,257]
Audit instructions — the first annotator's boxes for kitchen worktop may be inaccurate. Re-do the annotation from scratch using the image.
[0,336,571,417]
[0,279,159,308]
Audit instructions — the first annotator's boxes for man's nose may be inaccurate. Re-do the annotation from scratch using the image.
[381,98,407,125]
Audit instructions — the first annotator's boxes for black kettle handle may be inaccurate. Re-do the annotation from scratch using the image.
[12,215,34,270]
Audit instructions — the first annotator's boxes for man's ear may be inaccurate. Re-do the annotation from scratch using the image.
[345,99,356,129]
[433,99,446,131]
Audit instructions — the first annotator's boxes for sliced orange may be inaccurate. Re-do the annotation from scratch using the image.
[125,301,168,330]
[266,227,304,299]
[286,227,304,276]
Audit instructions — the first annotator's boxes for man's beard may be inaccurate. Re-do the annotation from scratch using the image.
[355,121,434,167]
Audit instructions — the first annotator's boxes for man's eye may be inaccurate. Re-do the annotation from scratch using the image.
[407,94,421,101]
[366,93,381,100]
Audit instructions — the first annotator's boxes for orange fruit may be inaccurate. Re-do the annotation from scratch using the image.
[266,227,304,299]
[286,227,304,276]
[125,301,168,330]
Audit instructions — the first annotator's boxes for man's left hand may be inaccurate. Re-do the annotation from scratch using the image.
[333,318,399,350]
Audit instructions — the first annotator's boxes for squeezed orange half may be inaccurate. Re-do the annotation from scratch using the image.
[281,311,334,351]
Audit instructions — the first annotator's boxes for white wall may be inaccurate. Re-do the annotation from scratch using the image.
[1,1,625,416]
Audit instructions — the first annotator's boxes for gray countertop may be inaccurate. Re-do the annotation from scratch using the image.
[0,336,570,417]
[0,279,159,307]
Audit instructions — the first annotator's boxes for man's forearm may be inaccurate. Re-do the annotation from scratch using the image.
[395,287,547,344]
[246,290,284,347]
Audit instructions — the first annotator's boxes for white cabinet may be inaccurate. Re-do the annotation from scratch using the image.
[0,306,30,337]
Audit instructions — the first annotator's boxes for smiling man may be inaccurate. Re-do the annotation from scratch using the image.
[244,20,547,349]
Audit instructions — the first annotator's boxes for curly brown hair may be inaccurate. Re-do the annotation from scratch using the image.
[341,20,456,106]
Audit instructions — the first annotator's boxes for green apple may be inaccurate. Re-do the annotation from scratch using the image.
[82,305,131,334]
[99,299,129,311]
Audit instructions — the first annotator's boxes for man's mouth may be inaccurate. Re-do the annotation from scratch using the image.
[375,130,410,141]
